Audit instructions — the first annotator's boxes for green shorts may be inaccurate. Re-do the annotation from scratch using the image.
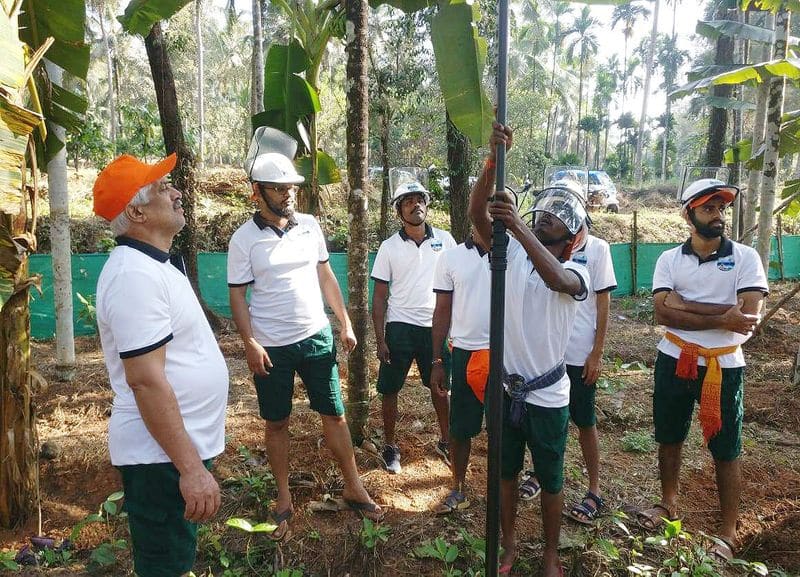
[449,347,485,441]
[653,351,744,461]
[253,324,344,422]
[118,460,212,577]
[376,322,451,395]
[500,394,569,494]
[568,364,597,428]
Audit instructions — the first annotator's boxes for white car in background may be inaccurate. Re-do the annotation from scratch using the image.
[588,170,619,213]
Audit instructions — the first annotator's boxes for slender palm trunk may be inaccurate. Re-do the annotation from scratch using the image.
[344,0,370,444]
[45,62,75,381]
[576,56,584,155]
[634,0,660,186]
[250,0,265,116]
[98,9,117,153]
[757,8,790,271]
[196,0,205,169]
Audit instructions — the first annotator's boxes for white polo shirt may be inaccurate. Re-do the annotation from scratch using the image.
[503,236,590,408]
[97,238,229,466]
[371,224,457,327]
[432,238,490,350]
[227,212,330,347]
[652,237,768,368]
[565,234,618,366]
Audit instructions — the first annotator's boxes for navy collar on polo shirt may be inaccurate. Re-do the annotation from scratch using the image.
[399,223,433,245]
[116,235,170,263]
[253,211,298,237]
[681,236,733,264]
[465,236,487,257]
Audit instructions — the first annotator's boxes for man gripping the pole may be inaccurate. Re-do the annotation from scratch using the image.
[470,122,590,577]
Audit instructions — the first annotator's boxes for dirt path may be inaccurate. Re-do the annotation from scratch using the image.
[2,284,799,576]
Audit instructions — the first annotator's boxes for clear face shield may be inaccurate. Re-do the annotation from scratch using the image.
[532,187,587,236]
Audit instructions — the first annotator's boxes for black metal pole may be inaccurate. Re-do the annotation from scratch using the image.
[485,1,509,575]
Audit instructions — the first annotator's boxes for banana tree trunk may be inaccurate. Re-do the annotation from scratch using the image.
[447,111,471,243]
[344,0,369,445]
[45,62,75,381]
[634,0,659,187]
[757,8,790,272]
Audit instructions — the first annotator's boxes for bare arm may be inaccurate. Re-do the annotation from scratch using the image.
[430,292,452,397]
[654,291,760,334]
[371,280,390,363]
[123,348,220,522]
[583,291,611,385]
[469,122,512,250]
[318,261,356,352]
[229,285,271,375]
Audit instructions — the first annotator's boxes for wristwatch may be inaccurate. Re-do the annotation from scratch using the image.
[431,358,444,366]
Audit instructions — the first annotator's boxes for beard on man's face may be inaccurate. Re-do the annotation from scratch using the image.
[689,210,725,239]
[264,194,294,218]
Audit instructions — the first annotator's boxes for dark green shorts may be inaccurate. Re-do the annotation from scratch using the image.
[253,324,344,422]
[449,347,485,441]
[376,322,451,395]
[118,460,212,577]
[500,394,569,494]
[653,351,744,461]
[568,364,597,428]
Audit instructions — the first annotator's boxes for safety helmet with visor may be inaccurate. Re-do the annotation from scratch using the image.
[680,178,738,210]
[532,181,588,236]
[391,181,431,208]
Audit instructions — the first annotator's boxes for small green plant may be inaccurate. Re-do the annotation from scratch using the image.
[0,550,19,572]
[69,491,128,569]
[359,518,390,549]
[76,292,97,331]
[414,537,460,575]
[621,430,656,453]
[642,520,721,577]
[227,471,275,505]
[274,569,303,577]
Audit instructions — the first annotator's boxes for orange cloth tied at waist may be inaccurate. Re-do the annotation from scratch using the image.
[665,332,738,444]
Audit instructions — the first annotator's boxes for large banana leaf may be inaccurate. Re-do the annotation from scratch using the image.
[703,96,756,111]
[723,139,753,164]
[297,150,341,185]
[19,0,89,79]
[257,40,321,148]
[119,0,193,37]
[732,113,800,170]
[695,20,796,46]
[742,0,800,12]
[0,7,24,90]
[780,178,800,218]
[0,97,40,213]
[672,58,800,98]
[431,0,493,147]
[17,0,89,162]
[368,0,432,10]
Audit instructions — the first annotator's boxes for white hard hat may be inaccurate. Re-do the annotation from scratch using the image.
[680,178,737,208]
[533,183,587,235]
[249,152,305,184]
[391,181,430,207]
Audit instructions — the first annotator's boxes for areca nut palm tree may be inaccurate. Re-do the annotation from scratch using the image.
[611,1,650,114]
[564,5,599,156]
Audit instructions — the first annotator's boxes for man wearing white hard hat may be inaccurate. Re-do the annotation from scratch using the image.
[639,178,768,563]
[228,138,382,538]
[472,122,591,576]
[371,178,457,474]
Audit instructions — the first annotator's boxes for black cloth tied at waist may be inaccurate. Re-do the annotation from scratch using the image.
[504,361,566,427]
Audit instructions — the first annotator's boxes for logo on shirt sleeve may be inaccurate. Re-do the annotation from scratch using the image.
[717,256,735,271]
[572,252,588,266]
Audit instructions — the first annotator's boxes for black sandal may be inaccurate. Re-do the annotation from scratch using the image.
[565,491,604,525]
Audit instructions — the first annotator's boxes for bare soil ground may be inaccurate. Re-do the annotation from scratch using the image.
[2,283,799,576]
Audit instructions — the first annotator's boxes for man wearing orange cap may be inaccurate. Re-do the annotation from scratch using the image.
[93,153,229,577]
[640,178,767,563]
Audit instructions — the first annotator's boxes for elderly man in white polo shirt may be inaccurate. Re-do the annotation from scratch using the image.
[471,123,590,577]
[228,149,382,539]
[93,153,229,577]
[371,181,457,474]
[639,179,767,563]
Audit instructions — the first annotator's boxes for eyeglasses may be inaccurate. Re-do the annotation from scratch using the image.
[261,184,297,194]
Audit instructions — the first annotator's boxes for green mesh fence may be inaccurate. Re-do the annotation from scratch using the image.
[28,237,799,339]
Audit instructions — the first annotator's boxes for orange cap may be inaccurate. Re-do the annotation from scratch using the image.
[688,189,736,209]
[93,153,177,221]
